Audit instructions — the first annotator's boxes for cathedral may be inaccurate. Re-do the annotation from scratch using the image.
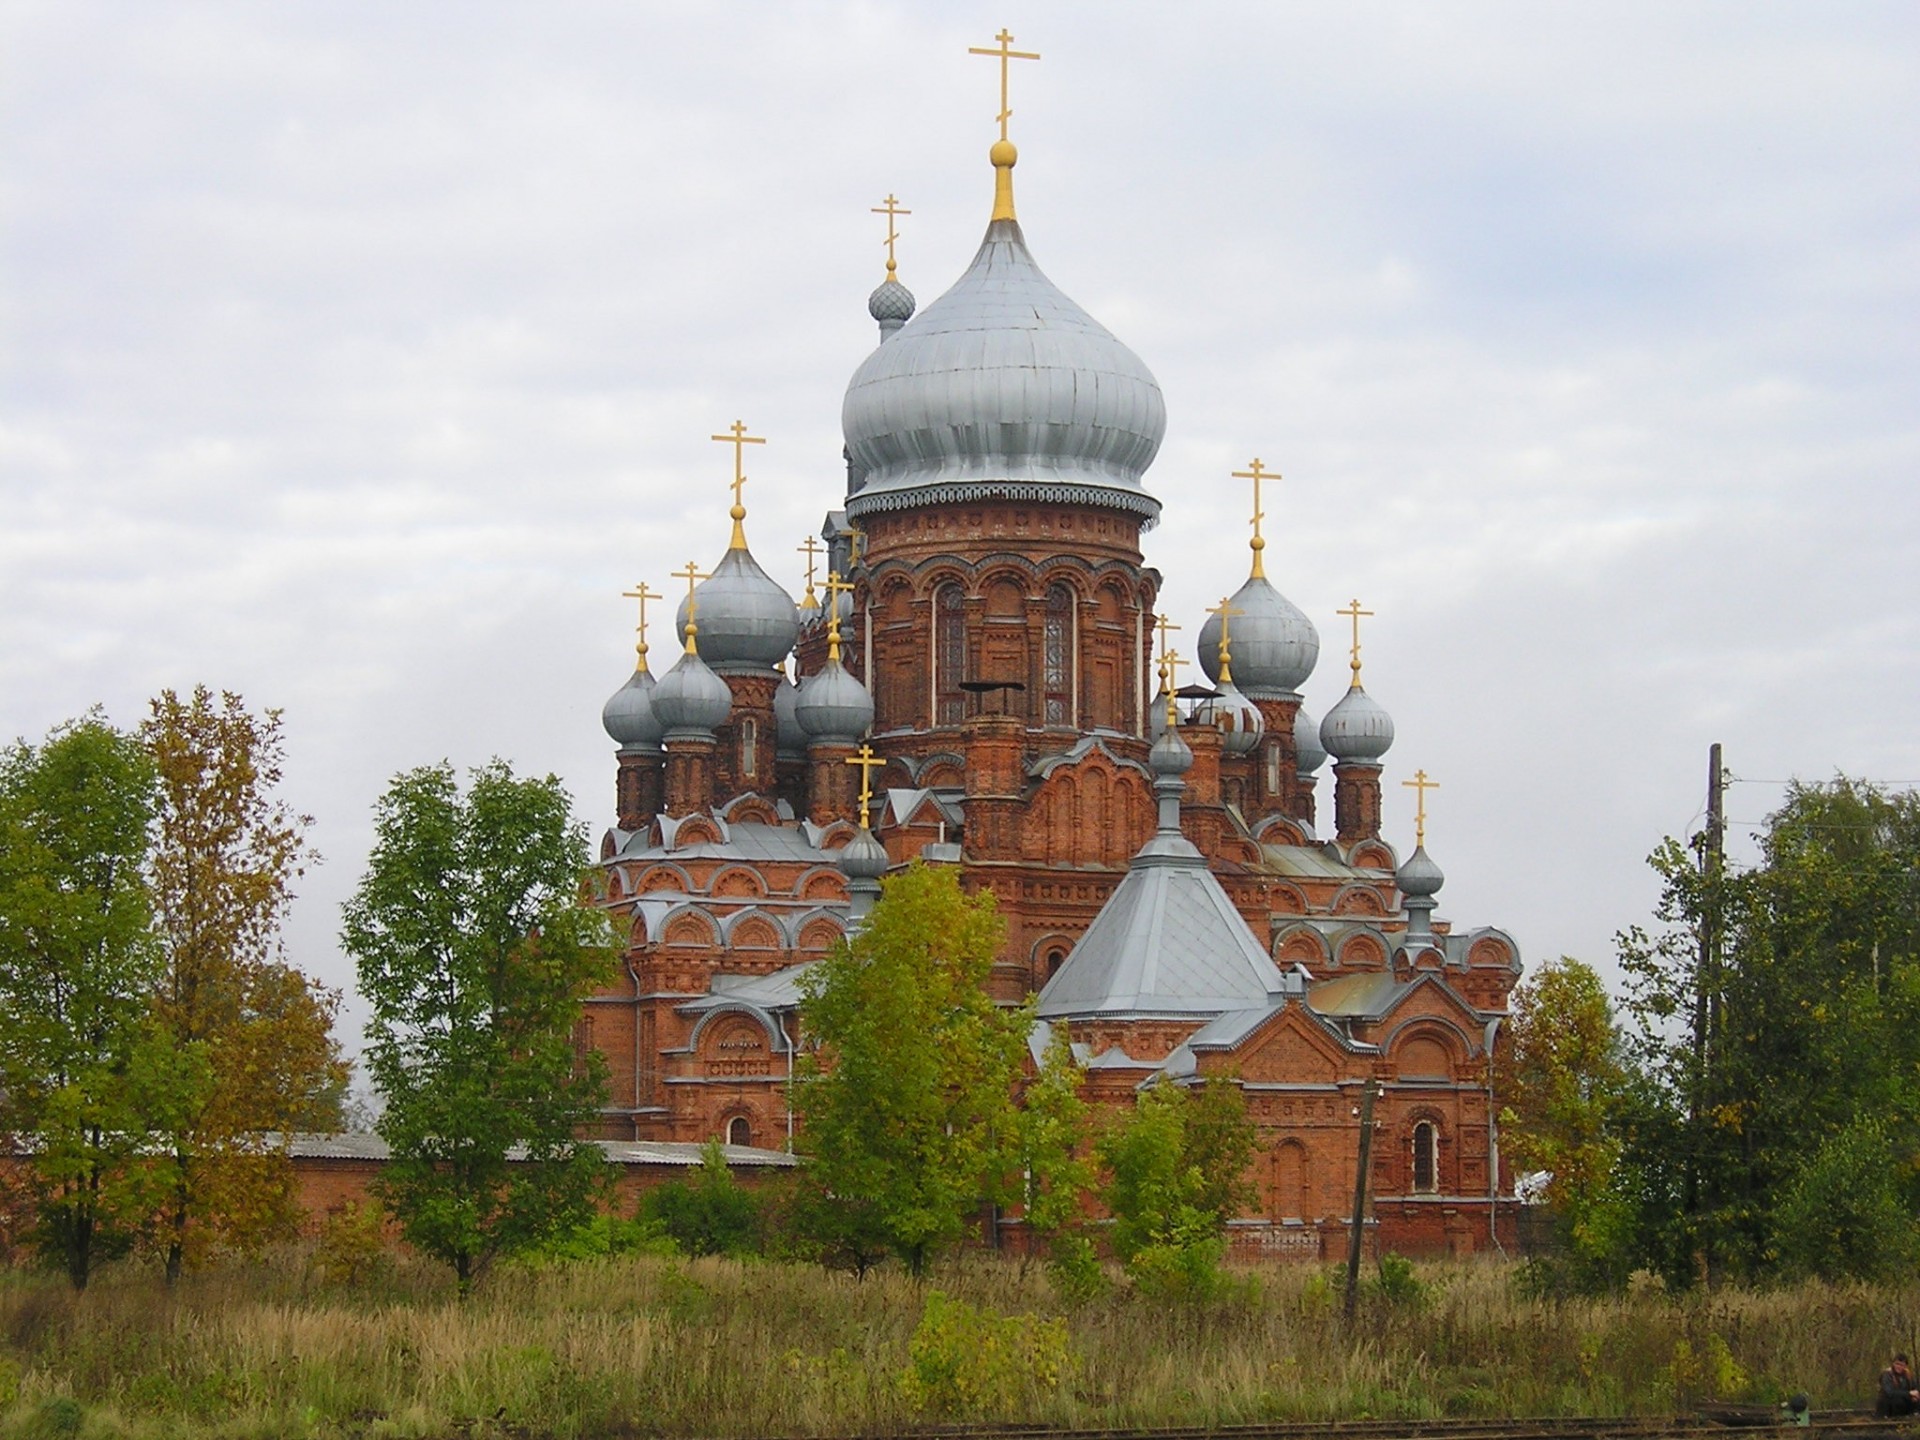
[590,40,1521,1257]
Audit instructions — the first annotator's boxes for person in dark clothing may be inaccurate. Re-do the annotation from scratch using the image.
[1878,1354,1919,1416]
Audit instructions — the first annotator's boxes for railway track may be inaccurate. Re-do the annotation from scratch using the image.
[881,1412,1918,1440]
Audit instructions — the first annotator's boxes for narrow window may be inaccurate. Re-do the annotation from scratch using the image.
[935,584,966,725]
[727,1115,751,1147]
[1412,1121,1437,1193]
[739,717,757,780]
[1266,739,1281,794]
[1043,584,1073,726]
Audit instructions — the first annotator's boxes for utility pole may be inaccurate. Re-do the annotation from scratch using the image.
[1684,743,1725,1276]
[1343,1075,1378,1326]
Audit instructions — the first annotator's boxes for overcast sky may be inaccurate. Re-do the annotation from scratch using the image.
[4,3,1916,1056]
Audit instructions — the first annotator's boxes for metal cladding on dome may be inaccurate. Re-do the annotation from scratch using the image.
[1397,844,1445,898]
[602,668,663,751]
[1194,680,1264,757]
[839,826,890,881]
[772,673,806,760]
[1199,575,1319,699]
[841,218,1167,525]
[1293,704,1327,775]
[650,646,732,737]
[794,658,874,746]
[1149,722,1194,778]
[869,279,916,329]
[674,546,799,674]
[1320,684,1395,763]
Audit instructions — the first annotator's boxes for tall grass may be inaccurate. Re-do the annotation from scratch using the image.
[0,1252,1911,1438]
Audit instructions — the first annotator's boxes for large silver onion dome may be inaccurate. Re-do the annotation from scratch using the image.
[1193,680,1264,757]
[602,668,663,751]
[842,218,1166,525]
[1320,684,1394,762]
[674,546,799,674]
[1293,704,1327,775]
[772,673,806,760]
[1199,575,1319,698]
[794,659,874,746]
[650,646,732,737]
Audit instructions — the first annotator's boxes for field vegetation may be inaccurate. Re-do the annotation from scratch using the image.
[0,1248,1910,1439]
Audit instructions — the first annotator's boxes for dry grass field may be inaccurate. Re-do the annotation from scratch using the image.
[0,1251,1910,1438]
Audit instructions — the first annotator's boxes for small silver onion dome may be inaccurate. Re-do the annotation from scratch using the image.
[794,659,874,746]
[1148,687,1173,741]
[650,647,732,736]
[1293,704,1327,775]
[839,826,890,881]
[773,673,806,760]
[842,218,1166,526]
[1193,680,1265,757]
[602,668,663,751]
[1198,575,1319,699]
[675,546,799,674]
[869,278,916,332]
[1149,722,1194,778]
[1320,684,1394,762]
[1397,844,1445,898]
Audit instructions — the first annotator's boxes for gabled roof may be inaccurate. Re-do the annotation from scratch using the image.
[1035,845,1291,1020]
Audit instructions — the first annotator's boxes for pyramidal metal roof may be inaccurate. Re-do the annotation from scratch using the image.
[1035,830,1291,1020]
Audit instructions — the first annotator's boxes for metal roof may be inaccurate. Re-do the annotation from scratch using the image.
[285,1133,798,1168]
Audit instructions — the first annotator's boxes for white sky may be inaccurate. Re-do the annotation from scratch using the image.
[4,3,1916,1056]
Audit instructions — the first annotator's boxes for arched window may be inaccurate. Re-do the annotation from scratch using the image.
[1043,584,1074,726]
[1412,1121,1438,1193]
[726,1115,751,1148]
[1265,739,1281,795]
[739,717,757,780]
[934,584,965,725]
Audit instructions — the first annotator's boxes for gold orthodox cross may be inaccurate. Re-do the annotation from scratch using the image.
[872,194,911,280]
[847,525,865,566]
[1154,613,1182,663]
[621,581,660,670]
[1402,769,1439,848]
[822,569,855,662]
[672,560,709,650]
[1337,598,1374,682]
[969,28,1040,143]
[1161,648,1188,731]
[846,743,887,827]
[796,536,823,603]
[1208,596,1243,683]
[711,420,765,548]
[1232,457,1276,579]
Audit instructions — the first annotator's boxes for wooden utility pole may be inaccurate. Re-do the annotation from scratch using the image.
[1343,1076,1378,1326]
[1684,743,1725,1273]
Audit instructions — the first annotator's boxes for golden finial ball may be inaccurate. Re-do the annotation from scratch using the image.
[990,139,1018,168]
[730,504,746,521]
[1251,535,1266,551]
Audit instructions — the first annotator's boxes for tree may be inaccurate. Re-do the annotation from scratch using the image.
[1499,956,1637,1292]
[141,688,345,1283]
[640,1139,763,1256]
[343,760,616,1293]
[0,717,168,1288]
[794,863,1030,1275]
[1012,1026,1097,1287]
[1095,1076,1254,1300]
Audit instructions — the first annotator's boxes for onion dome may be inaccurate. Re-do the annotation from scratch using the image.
[794,659,874,746]
[841,153,1166,525]
[1397,844,1445,899]
[773,672,806,760]
[1194,680,1264,757]
[1293,704,1327,775]
[650,639,732,737]
[1320,684,1394,763]
[1150,722,1194,779]
[1198,575,1319,698]
[602,668,663,751]
[839,825,890,882]
[869,279,916,338]
[1148,685,1173,741]
[675,545,800,675]
[796,589,821,627]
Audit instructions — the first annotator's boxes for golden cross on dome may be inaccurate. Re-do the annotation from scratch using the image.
[845,743,887,827]
[1208,596,1243,684]
[621,580,660,672]
[796,536,823,604]
[847,525,865,566]
[1337,598,1374,684]
[1161,648,1188,731]
[710,420,765,550]
[872,194,911,281]
[1154,613,1182,660]
[672,560,709,653]
[969,28,1040,144]
[822,569,855,663]
[1402,769,1439,849]
[1232,458,1276,579]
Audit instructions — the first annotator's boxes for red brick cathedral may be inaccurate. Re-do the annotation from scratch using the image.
[591,70,1521,1256]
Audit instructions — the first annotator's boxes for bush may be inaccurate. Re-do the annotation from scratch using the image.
[1772,1117,1918,1281]
[899,1290,1071,1418]
[639,1141,763,1258]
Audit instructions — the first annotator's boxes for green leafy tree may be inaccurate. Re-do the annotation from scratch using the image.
[1013,1026,1098,1289]
[343,760,616,1294]
[794,863,1029,1275]
[0,717,170,1288]
[1095,1076,1254,1299]
[141,688,346,1283]
[640,1139,763,1256]
[1499,956,1637,1292]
